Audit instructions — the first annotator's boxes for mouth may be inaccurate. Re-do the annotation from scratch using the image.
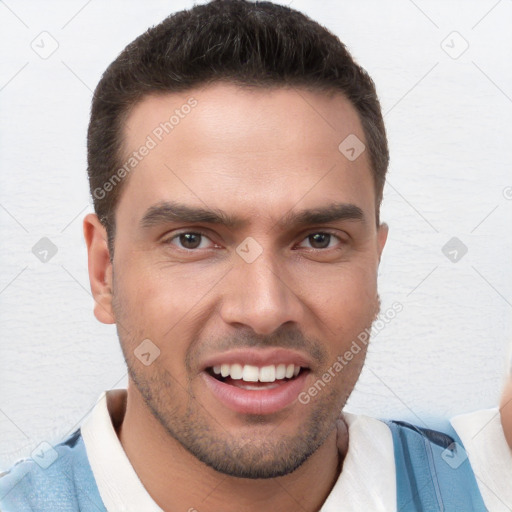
[201,358,311,415]
[206,363,307,390]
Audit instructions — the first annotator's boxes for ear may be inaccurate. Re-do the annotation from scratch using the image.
[83,213,115,324]
[376,222,388,262]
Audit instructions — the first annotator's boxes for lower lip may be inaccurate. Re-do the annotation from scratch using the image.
[201,370,309,415]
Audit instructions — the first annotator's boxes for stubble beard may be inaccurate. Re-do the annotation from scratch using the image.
[112,283,380,479]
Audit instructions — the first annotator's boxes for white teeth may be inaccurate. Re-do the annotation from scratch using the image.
[242,365,259,382]
[259,365,276,383]
[210,363,303,383]
[230,363,243,380]
[275,364,286,379]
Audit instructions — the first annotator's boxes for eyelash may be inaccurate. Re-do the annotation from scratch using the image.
[163,230,346,251]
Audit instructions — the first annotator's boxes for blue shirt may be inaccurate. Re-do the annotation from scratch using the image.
[0,428,107,511]
[0,389,488,511]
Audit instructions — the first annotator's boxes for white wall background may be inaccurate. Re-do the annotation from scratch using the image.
[1,0,511,468]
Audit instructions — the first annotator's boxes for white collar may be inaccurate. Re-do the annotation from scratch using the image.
[81,390,395,512]
[451,408,512,511]
[81,390,163,512]
[321,412,395,511]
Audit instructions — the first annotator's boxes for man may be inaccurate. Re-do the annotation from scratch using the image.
[0,1,487,510]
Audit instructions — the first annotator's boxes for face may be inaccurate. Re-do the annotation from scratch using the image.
[86,83,387,478]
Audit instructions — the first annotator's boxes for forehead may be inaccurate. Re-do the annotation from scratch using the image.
[123,83,365,155]
[117,83,375,226]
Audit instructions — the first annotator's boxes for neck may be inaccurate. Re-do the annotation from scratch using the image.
[117,384,345,512]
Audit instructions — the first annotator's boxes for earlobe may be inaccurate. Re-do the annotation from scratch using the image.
[83,213,115,324]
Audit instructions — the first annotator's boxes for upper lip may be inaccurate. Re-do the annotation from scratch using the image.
[200,348,313,371]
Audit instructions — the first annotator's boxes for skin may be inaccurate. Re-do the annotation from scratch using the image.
[84,83,388,512]
[500,377,512,449]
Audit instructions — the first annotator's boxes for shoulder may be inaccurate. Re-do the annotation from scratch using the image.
[0,429,106,512]
[384,417,488,511]
[452,408,512,511]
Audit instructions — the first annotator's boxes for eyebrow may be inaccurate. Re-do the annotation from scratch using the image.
[139,201,365,231]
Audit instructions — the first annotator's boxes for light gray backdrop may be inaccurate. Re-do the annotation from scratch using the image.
[1,0,511,468]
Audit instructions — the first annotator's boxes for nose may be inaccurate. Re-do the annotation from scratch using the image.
[219,250,304,335]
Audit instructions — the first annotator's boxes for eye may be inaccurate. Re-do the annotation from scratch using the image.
[166,232,216,250]
[297,232,343,250]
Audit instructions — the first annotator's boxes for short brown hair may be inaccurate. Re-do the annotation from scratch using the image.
[87,0,389,256]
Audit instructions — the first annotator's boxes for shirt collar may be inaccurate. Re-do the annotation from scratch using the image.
[81,389,163,512]
[81,389,395,512]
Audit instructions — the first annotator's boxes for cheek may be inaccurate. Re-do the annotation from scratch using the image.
[297,266,378,369]
[297,260,378,316]
[116,255,210,315]
[113,258,218,343]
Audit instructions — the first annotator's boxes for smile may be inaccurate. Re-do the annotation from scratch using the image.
[210,363,302,384]
[201,351,312,415]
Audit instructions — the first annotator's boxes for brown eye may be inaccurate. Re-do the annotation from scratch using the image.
[166,232,213,250]
[179,233,202,249]
[307,233,332,249]
[297,232,342,250]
